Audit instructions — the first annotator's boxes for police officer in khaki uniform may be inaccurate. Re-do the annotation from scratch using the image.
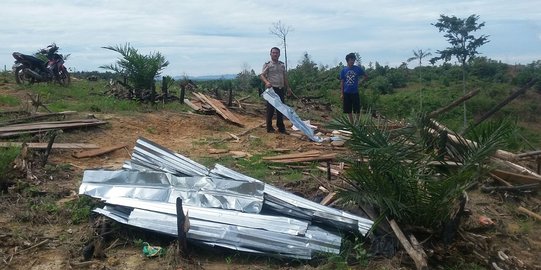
[260,47,292,134]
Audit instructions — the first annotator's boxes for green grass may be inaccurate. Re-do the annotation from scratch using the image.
[0,147,21,182]
[65,195,99,224]
[17,79,193,114]
[0,95,20,106]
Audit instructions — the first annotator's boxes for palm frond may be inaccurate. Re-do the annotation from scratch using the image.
[334,113,512,229]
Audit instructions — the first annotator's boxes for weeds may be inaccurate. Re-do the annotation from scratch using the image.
[0,147,21,184]
[66,195,100,224]
[0,94,20,106]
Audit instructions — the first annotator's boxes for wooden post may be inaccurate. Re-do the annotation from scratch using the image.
[176,197,187,256]
[41,130,59,166]
[535,156,541,174]
[326,160,331,180]
[179,83,185,104]
[228,87,233,107]
[150,82,156,104]
[162,76,168,99]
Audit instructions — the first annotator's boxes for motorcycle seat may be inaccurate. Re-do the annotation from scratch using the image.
[13,52,45,66]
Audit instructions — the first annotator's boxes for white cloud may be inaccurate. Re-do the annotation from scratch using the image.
[0,0,539,76]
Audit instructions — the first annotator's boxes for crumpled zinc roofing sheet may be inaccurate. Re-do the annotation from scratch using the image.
[80,137,373,259]
[262,88,322,142]
[79,169,265,213]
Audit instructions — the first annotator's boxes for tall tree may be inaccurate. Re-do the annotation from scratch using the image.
[269,20,293,71]
[430,14,489,128]
[407,49,432,111]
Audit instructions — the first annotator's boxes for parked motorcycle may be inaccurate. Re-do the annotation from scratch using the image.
[12,43,70,85]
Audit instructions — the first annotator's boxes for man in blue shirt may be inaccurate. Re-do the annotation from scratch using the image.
[340,53,368,124]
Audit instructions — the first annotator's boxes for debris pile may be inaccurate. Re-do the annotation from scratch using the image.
[79,137,374,259]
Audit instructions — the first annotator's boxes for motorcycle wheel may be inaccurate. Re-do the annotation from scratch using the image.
[14,66,31,84]
[57,66,71,86]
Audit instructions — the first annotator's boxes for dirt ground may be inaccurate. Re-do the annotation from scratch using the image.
[0,82,540,270]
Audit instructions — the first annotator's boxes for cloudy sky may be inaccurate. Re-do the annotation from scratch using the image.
[1,0,539,77]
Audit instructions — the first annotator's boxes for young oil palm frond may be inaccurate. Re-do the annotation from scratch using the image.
[100,43,169,90]
[333,114,512,229]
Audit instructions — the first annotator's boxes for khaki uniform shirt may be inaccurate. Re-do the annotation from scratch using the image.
[261,61,286,88]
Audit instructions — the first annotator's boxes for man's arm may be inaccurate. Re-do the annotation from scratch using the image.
[260,64,272,88]
[260,73,271,88]
[340,79,344,99]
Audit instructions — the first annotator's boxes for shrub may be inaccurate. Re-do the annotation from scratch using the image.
[0,147,21,183]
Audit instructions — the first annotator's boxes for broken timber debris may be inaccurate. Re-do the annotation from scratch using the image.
[73,143,129,158]
[263,150,336,163]
[192,92,244,126]
[0,142,99,149]
[0,119,107,138]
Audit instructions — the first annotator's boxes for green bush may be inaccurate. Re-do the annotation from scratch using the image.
[0,147,21,182]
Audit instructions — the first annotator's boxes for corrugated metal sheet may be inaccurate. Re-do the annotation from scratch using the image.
[79,137,373,259]
[262,88,322,142]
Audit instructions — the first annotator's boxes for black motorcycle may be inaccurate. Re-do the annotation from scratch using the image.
[12,43,71,85]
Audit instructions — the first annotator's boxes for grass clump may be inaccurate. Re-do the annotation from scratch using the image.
[0,147,21,183]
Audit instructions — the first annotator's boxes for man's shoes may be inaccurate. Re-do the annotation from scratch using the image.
[267,128,275,133]
[278,129,289,135]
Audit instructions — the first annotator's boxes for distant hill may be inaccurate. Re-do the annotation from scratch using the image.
[173,74,236,81]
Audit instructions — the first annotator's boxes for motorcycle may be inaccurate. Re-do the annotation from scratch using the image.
[12,43,71,86]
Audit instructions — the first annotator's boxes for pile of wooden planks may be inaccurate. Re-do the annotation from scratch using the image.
[188,92,245,127]
[0,118,107,138]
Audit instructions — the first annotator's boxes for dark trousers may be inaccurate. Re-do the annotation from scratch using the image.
[266,87,286,132]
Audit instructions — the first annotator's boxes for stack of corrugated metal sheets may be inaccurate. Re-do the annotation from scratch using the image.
[79,137,373,259]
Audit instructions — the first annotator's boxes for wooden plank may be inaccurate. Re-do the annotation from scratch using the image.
[184,99,202,111]
[490,169,541,185]
[194,93,244,127]
[389,219,428,270]
[73,143,128,158]
[0,111,77,127]
[317,166,340,176]
[262,150,321,160]
[0,142,99,149]
[0,119,107,133]
[320,192,337,206]
[266,153,337,163]
[518,150,541,158]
